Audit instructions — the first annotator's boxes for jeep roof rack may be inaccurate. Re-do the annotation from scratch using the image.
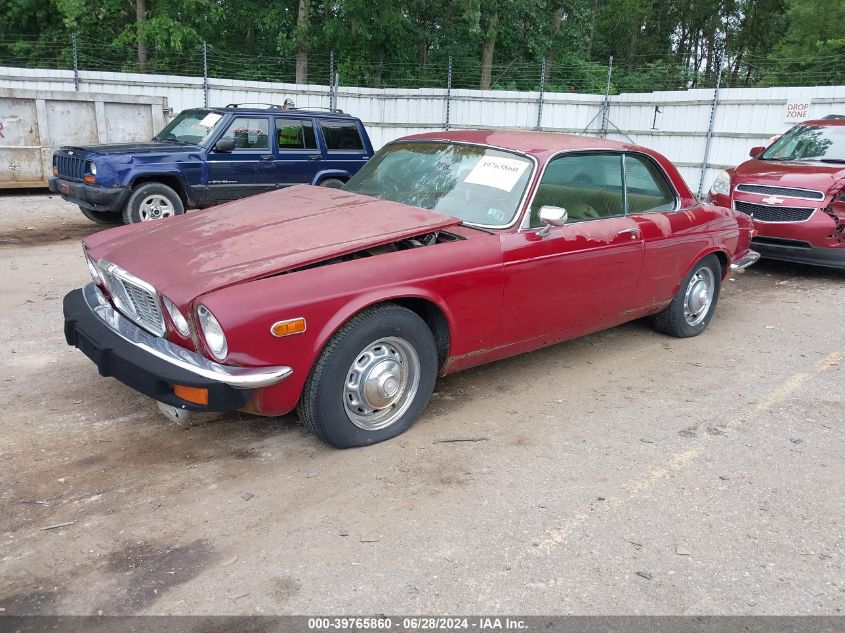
[223,103,284,109]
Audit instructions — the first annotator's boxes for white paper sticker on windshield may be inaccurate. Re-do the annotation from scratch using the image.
[463,156,529,192]
[198,112,223,128]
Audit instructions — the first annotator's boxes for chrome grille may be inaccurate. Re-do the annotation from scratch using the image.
[100,263,165,336]
[55,154,86,181]
[735,184,824,200]
[734,200,816,223]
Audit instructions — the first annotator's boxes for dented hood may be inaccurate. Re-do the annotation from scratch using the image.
[83,185,460,304]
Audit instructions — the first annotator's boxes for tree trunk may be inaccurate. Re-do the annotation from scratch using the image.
[480,12,499,90]
[295,0,309,84]
[543,7,565,88]
[586,0,599,58]
[136,0,147,72]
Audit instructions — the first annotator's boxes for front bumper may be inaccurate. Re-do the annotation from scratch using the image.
[48,176,129,213]
[63,284,292,412]
[730,249,761,272]
[751,238,845,270]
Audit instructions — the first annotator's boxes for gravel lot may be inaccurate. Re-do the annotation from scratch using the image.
[0,192,843,616]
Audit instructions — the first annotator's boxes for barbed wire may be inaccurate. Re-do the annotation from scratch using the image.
[1,33,843,93]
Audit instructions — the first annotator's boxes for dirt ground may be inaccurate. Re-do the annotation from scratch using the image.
[0,192,842,616]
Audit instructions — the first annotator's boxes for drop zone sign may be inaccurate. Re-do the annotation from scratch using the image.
[784,100,811,123]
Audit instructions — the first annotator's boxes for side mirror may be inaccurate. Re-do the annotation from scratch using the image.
[536,205,568,237]
[214,138,235,153]
[749,146,765,158]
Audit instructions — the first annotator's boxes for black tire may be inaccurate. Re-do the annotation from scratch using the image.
[318,178,345,189]
[79,206,121,225]
[652,254,722,338]
[296,304,438,448]
[122,182,185,224]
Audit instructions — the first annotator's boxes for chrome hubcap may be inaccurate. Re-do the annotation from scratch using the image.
[684,267,715,326]
[343,336,420,431]
[138,194,174,221]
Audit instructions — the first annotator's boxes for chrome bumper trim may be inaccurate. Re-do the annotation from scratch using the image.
[82,283,292,389]
[730,250,761,272]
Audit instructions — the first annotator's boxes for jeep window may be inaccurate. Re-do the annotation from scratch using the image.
[276,119,317,150]
[320,120,364,151]
[344,141,533,228]
[761,124,845,162]
[155,110,224,145]
[219,117,270,150]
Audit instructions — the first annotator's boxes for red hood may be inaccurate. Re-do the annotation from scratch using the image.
[84,185,460,304]
[732,159,845,193]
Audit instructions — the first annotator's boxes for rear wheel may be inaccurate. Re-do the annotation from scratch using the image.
[296,304,438,448]
[123,182,184,224]
[79,206,121,225]
[652,254,722,338]
[318,178,345,189]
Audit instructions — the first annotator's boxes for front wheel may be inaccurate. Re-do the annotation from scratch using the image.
[318,178,345,189]
[651,254,722,338]
[296,304,438,448]
[122,182,185,224]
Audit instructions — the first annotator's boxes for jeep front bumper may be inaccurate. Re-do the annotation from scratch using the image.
[49,177,130,213]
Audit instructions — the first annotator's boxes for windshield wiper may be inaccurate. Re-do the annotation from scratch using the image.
[818,158,845,164]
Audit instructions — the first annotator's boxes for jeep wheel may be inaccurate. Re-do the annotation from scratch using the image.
[79,207,121,225]
[123,182,185,224]
[296,304,438,448]
[318,178,345,189]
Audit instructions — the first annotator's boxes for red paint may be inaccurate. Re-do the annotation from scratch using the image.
[84,131,753,417]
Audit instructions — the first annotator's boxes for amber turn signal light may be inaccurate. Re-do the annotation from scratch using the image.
[173,384,209,406]
[52,166,58,176]
[271,317,306,337]
[83,174,96,183]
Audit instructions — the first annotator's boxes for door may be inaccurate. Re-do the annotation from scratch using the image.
[205,115,274,202]
[317,119,370,177]
[272,117,323,185]
[624,152,713,309]
[497,152,644,347]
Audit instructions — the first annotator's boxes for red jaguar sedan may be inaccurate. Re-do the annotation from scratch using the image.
[64,131,758,447]
[707,115,845,269]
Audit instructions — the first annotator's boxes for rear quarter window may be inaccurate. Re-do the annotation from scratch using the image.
[320,120,364,151]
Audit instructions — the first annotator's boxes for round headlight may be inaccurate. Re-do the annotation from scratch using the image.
[710,170,731,196]
[197,304,228,360]
[162,296,190,337]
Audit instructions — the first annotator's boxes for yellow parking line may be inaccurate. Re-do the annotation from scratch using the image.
[534,351,842,553]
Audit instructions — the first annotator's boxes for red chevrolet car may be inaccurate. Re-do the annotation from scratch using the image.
[64,131,758,448]
[707,115,845,268]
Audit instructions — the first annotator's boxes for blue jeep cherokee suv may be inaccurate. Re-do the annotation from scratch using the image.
[49,104,374,224]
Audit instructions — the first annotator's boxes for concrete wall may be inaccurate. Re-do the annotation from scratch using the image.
[2,65,844,193]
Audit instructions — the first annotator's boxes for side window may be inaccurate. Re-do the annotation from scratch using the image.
[530,153,624,226]
[219,117,269,150]
[276,119,317,150]
[320,120,364,151]
[625,154,676,213]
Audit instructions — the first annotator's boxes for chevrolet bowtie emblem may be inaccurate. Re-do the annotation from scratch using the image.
[761,195,784,204]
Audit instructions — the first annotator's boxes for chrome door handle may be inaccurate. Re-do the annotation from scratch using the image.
[617,228,639,239]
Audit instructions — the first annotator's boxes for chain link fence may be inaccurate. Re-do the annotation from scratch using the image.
[4,33,844,95]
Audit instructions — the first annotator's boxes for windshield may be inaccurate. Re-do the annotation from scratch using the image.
[761,124,845,162]
[154,110,225,145]
[343,141,534,227]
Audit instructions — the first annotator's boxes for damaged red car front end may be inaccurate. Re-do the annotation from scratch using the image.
[707,117,845,269]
